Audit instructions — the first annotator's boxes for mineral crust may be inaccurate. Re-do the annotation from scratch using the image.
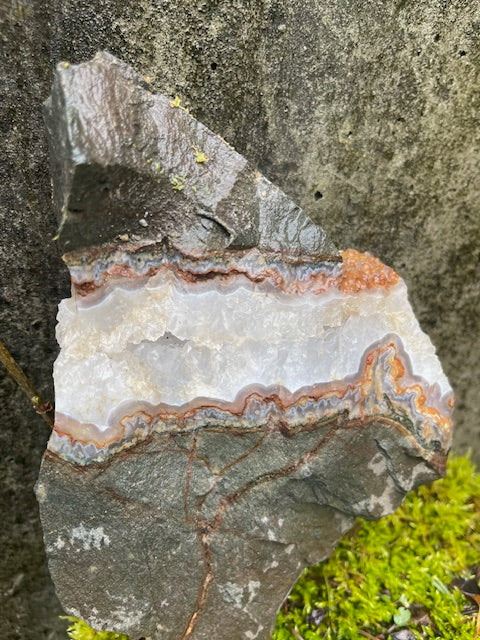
[36,53,453,640]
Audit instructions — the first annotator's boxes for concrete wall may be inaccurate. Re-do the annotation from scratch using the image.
[1,1,479,637]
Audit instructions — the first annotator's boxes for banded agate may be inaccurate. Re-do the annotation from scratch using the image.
[51,246,452,464]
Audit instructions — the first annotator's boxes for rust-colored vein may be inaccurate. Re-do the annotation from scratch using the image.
[178,408,439,639]
[179,534,214,640]
[195,431,270,511]
[100,486,186,525]
[184,432,198,524]
[209,421,341,532]
[218,431,270,476]
[180,417,345,639]
[116,440,217,475]
[71,248,342,299]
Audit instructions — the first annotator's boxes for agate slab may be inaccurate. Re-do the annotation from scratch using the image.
[36,53,453,640]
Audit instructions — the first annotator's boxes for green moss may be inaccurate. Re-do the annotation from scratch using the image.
[273,454,480,640]
[192,146,208,163]
[170,174,187,191]
[61,455,480,639]
[62,617,128,639]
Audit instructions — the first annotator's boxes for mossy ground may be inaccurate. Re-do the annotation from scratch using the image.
[65,455,480,640]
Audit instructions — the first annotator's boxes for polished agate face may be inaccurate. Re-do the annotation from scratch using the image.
[49,246,453,464]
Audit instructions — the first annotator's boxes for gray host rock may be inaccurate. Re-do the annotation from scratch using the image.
[36,54,453,639]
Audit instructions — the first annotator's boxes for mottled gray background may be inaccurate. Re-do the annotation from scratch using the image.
[0,1,479,638]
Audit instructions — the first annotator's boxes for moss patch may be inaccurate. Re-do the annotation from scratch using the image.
[274,455,480,640]
[62,617,128,640]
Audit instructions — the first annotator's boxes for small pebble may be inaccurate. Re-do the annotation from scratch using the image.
[391,630,416,640]
[139,218,148,227]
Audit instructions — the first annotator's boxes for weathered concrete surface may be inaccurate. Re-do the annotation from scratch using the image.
[0,1,479,638]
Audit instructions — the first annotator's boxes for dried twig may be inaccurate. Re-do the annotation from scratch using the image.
[287,626,305,640]
[473,595,480,640]
[0,338,53,428]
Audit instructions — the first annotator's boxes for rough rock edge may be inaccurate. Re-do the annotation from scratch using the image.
[44,52,337,259]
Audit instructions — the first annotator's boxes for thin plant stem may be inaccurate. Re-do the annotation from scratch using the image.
[287,627,305,640]
[0,338,53,428]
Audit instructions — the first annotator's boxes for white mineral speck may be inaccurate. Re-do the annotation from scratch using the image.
[36,483,47,502]
[221,582,244,608]
[54,536,65,550]
[69,524,110,551]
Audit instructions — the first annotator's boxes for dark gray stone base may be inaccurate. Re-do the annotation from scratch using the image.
[37,418,442,639]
